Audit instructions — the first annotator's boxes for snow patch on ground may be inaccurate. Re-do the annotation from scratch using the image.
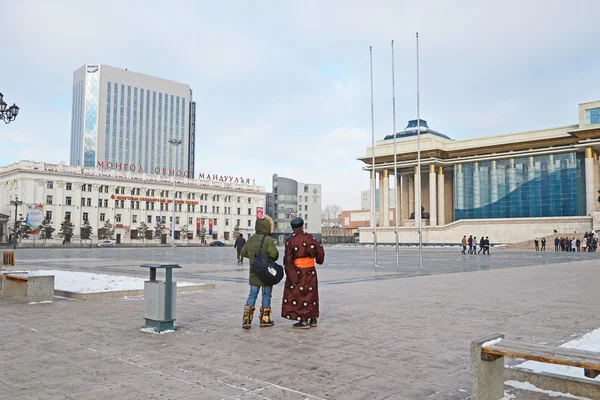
[28,300,53,305]
[505,380,591,399]
[23,270,200,293]
[482,337,503,347]
[516,327,600,381]
[140,327,176,335]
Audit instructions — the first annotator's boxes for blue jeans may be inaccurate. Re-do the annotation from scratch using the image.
[245,285,272,308]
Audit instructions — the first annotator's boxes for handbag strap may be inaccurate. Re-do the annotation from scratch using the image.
[257,234,267,255]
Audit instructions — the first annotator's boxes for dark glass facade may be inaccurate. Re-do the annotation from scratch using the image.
[453,152,585,220]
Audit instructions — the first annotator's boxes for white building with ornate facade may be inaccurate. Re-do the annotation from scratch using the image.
[0,161,266,245]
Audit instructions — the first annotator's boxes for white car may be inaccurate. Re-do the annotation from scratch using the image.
[97,240,115,248]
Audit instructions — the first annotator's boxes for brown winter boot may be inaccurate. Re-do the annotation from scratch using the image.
[242,306,255,329]
[259,308,274,327]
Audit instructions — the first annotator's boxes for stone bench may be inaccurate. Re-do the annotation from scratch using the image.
[1,272,55,302]
[471,333,600,400]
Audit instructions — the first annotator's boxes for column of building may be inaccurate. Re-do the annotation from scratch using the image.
[585,147,596,215]
[428,165,437,226]
[456,164,464,210]
[437,167,445,225]
[490,161,498,203]
[378,172,384,226]
[414,167,420,220]
[473,162,480,209]
[382,170,390,227]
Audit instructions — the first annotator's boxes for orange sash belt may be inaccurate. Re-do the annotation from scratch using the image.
[294,257,315,268]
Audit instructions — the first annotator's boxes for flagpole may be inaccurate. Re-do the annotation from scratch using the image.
[392,40,399,269]
[416,32,423,269]
[370,46,378,266]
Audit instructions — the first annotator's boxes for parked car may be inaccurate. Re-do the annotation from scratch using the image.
[97,240,115,248]
[210,240,226,247]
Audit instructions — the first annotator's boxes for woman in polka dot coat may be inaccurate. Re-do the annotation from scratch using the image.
[281,217,325,329]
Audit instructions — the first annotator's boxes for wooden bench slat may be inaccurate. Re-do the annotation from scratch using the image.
[482,339,600,372]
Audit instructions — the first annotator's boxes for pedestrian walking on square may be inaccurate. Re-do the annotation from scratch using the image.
[468,235,473,254]
[576,238,581,252]
[554,236,559,251]
[541,238,546,251]
[483,237,490,255]
[241,216,279,329]
[534,238,539,251]
[478,236,485,254]
[461,236,467,254]
[572,238,577,252]
[282,217,325,329]
[234,233,246,265]
[472,234,477,255]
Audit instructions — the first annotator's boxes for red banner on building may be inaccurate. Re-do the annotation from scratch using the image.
[208,218,213,235]
[256,207,264,219]
[196,218,201,229]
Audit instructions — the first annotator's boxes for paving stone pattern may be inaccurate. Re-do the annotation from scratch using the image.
[1,247,599,399]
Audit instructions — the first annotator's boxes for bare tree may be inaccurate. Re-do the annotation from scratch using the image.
[322,205,342,227]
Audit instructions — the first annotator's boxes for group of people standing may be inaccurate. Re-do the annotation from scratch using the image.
[240,215,325,330]
[552,232,598,252]
[461,235,491,255]
[533,237,547,251]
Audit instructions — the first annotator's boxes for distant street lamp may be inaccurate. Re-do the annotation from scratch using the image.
[168,138,182,247]
[10,196,23,249]
[0,92,20,124]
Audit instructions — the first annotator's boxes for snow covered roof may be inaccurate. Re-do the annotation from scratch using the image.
[383,119,453,141]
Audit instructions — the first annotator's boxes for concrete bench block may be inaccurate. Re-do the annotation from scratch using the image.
[471,333,505,400]
[2,274,55,302]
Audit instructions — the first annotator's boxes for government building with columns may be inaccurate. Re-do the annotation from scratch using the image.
[358,100,600,244]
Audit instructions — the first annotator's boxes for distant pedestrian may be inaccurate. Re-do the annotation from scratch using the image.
[478,236,485,254]
[534,238,539,251]
[468,235,473,254]
[461,236,467,254]
[554,236,559,251]
[576,238,581,252]
[234,233,246,265]
[541,238,546,251]
[483,237,490,255]
[472,234,477,255]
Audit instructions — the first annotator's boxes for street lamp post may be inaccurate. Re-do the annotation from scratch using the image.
[0,92,20,124]
[10,196,23,249]
[168,139,182,247]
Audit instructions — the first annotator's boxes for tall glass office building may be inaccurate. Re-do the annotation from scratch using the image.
[70,65,196,177]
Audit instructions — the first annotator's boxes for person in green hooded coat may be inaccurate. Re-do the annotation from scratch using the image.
[241,216,279,329]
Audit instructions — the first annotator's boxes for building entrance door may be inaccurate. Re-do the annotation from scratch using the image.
[116,234,121,244]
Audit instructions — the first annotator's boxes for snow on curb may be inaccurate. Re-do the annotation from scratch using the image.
[505,380,591,399]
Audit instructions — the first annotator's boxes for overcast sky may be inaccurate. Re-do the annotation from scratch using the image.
[2,0,599,210]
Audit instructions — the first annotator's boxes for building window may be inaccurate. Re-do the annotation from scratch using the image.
[46,195,53,205]
[66,183,72,191]
[98,199,102,208]
[248,198,251,203]
[81,198,86,206]
[586,108,600,125]
[82,184,86,192]
[248,219,251,227]
[237,219,241,227]
[132,215,138,224]
[116,214,122,223]
[214,219,218,225]
[305,214,308,220]
[45,211,52,221]
[225,219,229,226]
[147,215,152,223]
[120,200,125,208]
[305,196,308,202]
[100,213,106,222]
[47,181,54,189]
[176,217,180,225]
[237,197,241,203]
[66,197,72,206]
[188,217,193,225]
[87,198,91,207]
[248,208,251,215]
[104,199,109,208]
[82,212,89,221]
[305,205,308,211]
[65,211,71,221]
[237,207,241,215]
[88,184,92,192]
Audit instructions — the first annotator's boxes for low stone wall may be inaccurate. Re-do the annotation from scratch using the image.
[359,216,592,244]
[506,367,600,399]
[55,283,215,301]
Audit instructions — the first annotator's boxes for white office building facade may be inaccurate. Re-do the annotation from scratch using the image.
[0,161,265,245]
[266,174,322,239]
[70,64,196,178]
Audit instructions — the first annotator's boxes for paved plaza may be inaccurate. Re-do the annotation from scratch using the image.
[1,246,600,399]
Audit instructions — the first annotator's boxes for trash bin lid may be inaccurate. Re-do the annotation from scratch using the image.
[140,263,182,269]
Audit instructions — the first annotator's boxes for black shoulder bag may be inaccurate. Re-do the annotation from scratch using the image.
[251,235,284,286]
